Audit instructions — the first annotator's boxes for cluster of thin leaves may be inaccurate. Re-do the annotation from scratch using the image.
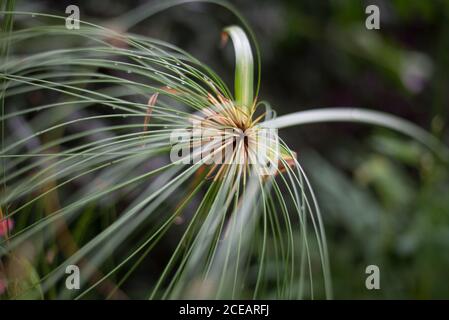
[0,5,331,299]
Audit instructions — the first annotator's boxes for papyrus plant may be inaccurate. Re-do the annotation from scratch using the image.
[0,1,447,299]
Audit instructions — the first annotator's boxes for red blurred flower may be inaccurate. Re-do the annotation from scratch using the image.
[0,218,14,237]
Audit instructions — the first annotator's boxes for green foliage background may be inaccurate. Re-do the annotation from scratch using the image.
[1,0,448,299]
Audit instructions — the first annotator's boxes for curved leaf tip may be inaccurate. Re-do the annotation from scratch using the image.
[222,25,254,113]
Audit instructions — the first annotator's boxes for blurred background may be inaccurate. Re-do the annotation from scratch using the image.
[8,0,449,298]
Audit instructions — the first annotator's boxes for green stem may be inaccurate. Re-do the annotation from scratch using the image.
[222,25,254,113]
[263,108,449,163]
